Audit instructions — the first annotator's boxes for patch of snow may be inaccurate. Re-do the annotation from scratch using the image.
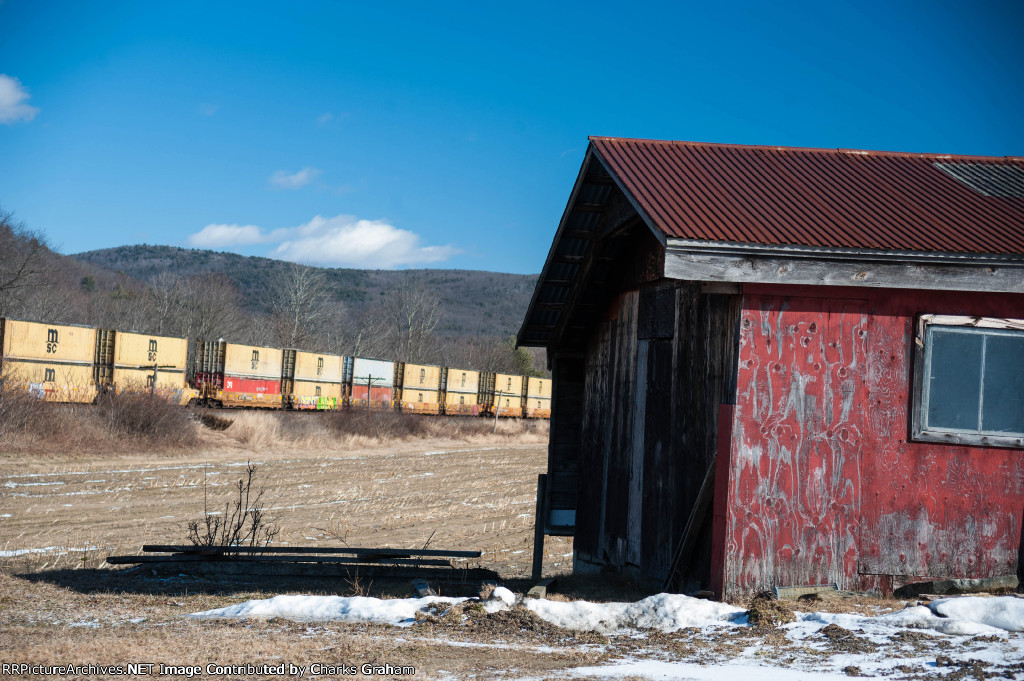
[0,546,62,557]
[564,659,853,680]
[526,593,745,634]
[930,596,1024,632]
[483,586,518,613]
[67,620,101,628]
[0,514,11,518]
[4,480,64,487]
[190,594,467,626]
[799,605,1007,637]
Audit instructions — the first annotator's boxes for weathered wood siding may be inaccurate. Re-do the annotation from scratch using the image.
[721,285,1024,598]
[574,283,740,585]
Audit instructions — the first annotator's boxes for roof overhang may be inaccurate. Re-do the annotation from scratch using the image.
[665,239,1024,293]
[520,138,1024,351]
[518,146,664,349]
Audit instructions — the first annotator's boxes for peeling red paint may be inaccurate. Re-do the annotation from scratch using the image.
[721,286,1024,598]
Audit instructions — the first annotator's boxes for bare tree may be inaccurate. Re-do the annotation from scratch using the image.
[178,274,247,343]
[265,263,343,350]
[379,286,442,363]
[0,209,52,317]
[146,271,184,336]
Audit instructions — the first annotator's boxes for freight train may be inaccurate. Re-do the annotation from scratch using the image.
[0,318,551,418]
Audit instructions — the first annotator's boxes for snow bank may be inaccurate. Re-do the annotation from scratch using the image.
[862,605,1003,636]
[566,659,854,680]
[930,596,1024,632]
[525,593,745,634]
[190,594,466,626]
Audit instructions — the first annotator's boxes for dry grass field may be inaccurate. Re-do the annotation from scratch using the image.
[0,411,563,576]
[0,410,598,679]
[3,410,1020,680]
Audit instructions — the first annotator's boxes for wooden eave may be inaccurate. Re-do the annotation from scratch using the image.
[517,146,667,351]
[664,239,1024,293]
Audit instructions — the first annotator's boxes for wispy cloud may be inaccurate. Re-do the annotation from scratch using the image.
[187,223,277,248]
[185,214,459,268]
[198,103,219,116]
[316,112,347,126]
[0,74,39,124]
[269,167,321,189]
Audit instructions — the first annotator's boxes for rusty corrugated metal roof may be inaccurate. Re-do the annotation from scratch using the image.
[590,137,1024,254]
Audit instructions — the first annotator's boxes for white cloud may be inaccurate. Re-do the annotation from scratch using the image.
[198,103,219,116]
[272,215,459,268]
[0,74,39,124]
[187,223,270,248]
[269,167,321,189]
[185,214,459,268]
[316,112,333,125]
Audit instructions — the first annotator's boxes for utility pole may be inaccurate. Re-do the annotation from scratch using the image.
[365,374,382,414]
[493,390,504,433]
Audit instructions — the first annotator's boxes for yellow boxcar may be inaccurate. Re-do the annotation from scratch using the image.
[445,367,479,415]
[290,350,343,410]
[400,363,442,414]
[0,318,98,402]
[218,343,283,408]
[525,376,552,418]
[112,331,195,404]
[494,373,523,417]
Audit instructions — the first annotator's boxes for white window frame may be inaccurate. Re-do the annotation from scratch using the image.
[912,314,1024,449]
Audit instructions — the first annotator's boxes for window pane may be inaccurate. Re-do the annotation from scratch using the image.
[927,329,983,431]
[982,333,1024,434]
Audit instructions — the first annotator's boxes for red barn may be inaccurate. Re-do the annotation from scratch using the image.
[519,137,1024,599]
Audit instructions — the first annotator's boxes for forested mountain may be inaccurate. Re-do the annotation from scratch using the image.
[73,245,538,340]
[2,207,545,373]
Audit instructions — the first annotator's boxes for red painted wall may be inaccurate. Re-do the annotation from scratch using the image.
[719,285,1024,598]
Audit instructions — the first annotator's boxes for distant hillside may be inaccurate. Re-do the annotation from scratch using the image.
[73,245,538,340]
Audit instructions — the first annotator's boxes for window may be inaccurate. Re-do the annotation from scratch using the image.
[913,315,1024,448]
[419,368,425,382]
[418,392,423,402]
[461,372,466,387]
[459,395,465,405]
[506,377,512,391]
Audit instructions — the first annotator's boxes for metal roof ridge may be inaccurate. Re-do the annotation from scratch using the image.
[588,136,1023,163]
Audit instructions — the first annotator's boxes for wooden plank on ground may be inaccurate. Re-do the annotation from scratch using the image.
[142,545,481,558]
[527,577,557,599]
[107,554,453,567]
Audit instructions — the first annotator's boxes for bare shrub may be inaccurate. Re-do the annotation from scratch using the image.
[187,462,279,549]
[0,382,106,450]
[325,410,433,440]
[95,390,199,446]
[0,379,44,438]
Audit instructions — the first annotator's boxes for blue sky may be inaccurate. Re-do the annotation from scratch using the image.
[1,0,1022,274]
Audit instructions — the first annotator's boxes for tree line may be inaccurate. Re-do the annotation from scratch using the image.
[0,209,545,376]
